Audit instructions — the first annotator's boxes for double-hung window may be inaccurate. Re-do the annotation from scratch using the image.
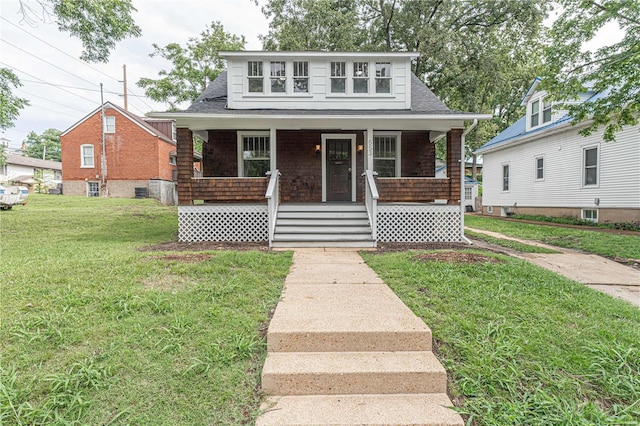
[81,144,94,168]
[293,61,308,93]
[87,181,99,197]
[104,116,115,133]
[270,61,286,93]
[502,164,510,191]
[535,156,544,180]
[375,62,391,93]
[353,62,368,94]
[530,100,540,127]
[248,61,263,93]
[373,135,398,177]
[583,146,598,186]
[330,62,346,93]
[542,100,552,123]
[240,134,270,177]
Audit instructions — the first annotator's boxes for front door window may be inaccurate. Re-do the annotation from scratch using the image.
[326,139,352,201]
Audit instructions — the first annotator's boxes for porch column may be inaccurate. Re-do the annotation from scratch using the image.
[176,127,194,205]
[270,127,277,171]
[446,128,463,204]
[366,127,374,171]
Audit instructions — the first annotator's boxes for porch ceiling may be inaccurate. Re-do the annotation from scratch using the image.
[151,112,490,133]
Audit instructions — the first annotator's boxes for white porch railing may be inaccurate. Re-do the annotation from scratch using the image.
[363,169,379,241]
[265,170,281,246]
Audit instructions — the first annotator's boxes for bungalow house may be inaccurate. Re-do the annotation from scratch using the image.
[151,51,489,247]
[476,79,640,224]
[60,102,181,205]
[0,154,62,192]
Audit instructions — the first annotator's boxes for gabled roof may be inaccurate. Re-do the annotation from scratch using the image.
[6,154,62,170]
[184,71,468,116]
[61,101,174,144]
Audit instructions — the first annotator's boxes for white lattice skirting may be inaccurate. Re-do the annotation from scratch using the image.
[178,205,268,242]
[377,204,462,242]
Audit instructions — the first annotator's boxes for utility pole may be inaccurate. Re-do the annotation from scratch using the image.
[122,64,128,111]
[100,83,107,195]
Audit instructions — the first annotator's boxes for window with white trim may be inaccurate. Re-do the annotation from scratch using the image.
[104,116,115,133]
[293,61,309,93]
[373,134,400,177]
[502,164,510,191]
[530,96,552,129]
[240,134,270,177]
[171,122,177,141]
[248,61,263,93]
[353,62,369,94]
[169,155,176,165]
[465,187,472,200]
[81,144,94,168]
[375,62,391,93]
[535,156,544,180]
[583,146,598,186]
[542,100,552,123]
[530,100,540,127]
[270,61,286,93]
[582,209,598,222]
[87,181,99,197]
[330,61,346,93]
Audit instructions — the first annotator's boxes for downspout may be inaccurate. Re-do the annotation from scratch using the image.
[460,119,478,245]
[100,84,107,196]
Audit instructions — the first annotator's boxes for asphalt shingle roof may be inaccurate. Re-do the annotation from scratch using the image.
[185,71,462,116]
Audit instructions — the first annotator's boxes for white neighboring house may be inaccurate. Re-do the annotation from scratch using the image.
[476,78,640,224]
[0,154,62,192]
[435,163,480,212]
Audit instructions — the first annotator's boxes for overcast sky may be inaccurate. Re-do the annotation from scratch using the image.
[0,1,623,150]
[0,0,269,148]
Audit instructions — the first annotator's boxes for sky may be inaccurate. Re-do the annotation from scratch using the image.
[0,1,624,150]
[0,0,269,149]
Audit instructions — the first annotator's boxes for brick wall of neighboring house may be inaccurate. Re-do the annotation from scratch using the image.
[61,107,176,196]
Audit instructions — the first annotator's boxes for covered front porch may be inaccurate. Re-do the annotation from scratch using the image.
[174,119,468,247]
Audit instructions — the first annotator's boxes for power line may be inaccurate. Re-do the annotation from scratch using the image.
[15,87,89,114]
[0,62,98,104]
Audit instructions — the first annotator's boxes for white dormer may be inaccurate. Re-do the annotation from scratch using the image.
[221,51,417,110]
[521,78,554,132]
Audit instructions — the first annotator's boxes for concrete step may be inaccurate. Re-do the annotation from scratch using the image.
[261,351,447,396]
[272,240,376,248]
[256,393,464,426]
[279,203,367,212]
[268,284,431,352]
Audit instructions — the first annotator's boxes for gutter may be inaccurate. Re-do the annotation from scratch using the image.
[460,119,478,245]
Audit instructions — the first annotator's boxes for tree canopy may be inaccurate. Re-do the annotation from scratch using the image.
[137,21,246,109]
[0,68,29,131]
[542,0,639,141]
[22,128,62,162]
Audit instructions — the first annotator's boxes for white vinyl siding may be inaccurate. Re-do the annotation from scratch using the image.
[481,124,640,210]
[81,144,94,168]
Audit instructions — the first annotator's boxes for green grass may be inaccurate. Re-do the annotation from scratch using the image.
[465,230,560,253]
[511,214,640,232]
[0,195,292,425]
[362,250,640,425]
[466,215,640,260]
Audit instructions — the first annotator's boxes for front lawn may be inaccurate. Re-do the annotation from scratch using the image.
[363,251,640,425]
[465,215,640,260]
[0,195,292,425]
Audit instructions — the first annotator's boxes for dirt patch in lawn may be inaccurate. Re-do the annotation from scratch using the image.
[151,253,213,263]
[140,241,269,252]
[142,274,192,291]
[376,242,471,252]
[413,251,504,264]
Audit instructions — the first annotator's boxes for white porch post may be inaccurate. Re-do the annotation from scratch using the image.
[366,127,374,171]
[270,127,277,171]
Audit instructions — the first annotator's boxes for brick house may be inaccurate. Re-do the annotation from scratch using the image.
[151,51,489,246]
[60,102,179,203]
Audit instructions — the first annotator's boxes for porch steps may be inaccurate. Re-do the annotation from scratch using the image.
[272,204,375,248]
[256,250,463,426]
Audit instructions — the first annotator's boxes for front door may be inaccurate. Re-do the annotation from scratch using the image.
[326,139,352,201]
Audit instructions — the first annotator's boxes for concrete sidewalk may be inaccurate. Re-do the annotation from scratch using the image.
[466,227,640,307]
[256,248,463,426]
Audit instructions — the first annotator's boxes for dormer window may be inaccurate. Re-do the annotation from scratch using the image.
[270,61,286,93]
[330,62,346,93]
[530,97,552,129]
[375,62,391,93]
[293,61,309,93]
[248,61,263,93]
[353,62,369,93]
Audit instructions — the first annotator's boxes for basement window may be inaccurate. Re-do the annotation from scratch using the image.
[582,209,598,223]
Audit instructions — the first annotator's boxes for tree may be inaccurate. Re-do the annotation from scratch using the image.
[17,0,141,63]
[542,0,639,141]
[22,129,62,162]
[137,21,246,109]
[0,68,30,131]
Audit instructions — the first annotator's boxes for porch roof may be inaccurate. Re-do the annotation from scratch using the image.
[149,72,490,131]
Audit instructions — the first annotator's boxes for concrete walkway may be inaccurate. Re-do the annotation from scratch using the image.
[256,248,463,426]
[466,227,640,307]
